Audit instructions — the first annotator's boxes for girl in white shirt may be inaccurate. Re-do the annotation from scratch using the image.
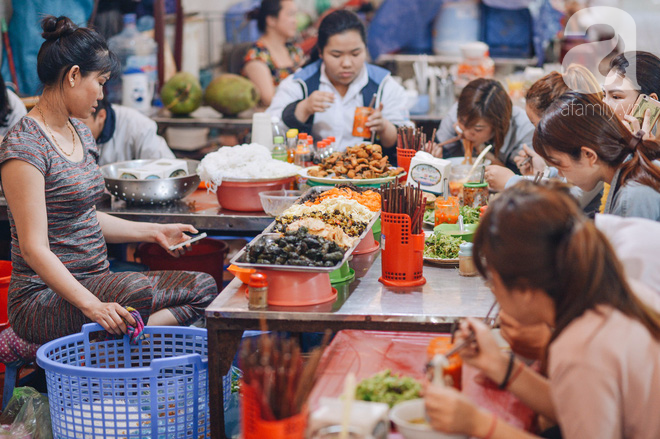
[267,10,412,152]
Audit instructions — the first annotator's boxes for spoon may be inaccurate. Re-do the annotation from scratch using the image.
[466,144,493,182]
[458,214,464,232]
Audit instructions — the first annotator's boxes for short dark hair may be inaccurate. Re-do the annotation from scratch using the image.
[609,51,660,96]
[37,15,120,88]
[317,10,366,54]
[248,0,288,33]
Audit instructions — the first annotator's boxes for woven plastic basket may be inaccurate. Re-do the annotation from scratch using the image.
[36,323,209,439]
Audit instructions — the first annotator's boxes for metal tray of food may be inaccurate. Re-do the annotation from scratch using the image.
[230,186,380,273]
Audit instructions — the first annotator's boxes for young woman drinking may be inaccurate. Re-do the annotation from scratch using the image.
[267,10,412,151]
[242,0,304,107]
[424,181,660,439]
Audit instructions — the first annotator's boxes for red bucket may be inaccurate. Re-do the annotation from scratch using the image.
[0,261,11,326]
[135,239,228,288]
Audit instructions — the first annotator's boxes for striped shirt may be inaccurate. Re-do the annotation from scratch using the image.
[0,116,109,284]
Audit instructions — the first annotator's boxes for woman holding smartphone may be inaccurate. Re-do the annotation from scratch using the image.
[424,181,660,439]
[0,16,217,344]
[534,92,660,221]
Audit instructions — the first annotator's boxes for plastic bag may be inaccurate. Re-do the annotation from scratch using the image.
[0,387,52,439]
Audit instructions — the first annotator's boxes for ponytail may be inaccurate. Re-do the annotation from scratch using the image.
[619,135,660,193]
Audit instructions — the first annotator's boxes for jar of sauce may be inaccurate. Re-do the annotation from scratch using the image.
[463,182,489,208]
[248,272,268,309]
[434,196,459,225]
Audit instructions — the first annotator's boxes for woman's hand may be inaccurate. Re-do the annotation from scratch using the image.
[456,318,510,383]
[366,103,389,133]
[306,91,334,114]
[484,165,515,192]
[499,310,551,361]
[81,300,136,336]
[153,223,198,257]
[624,111,659,143]
[424,384,487,436]
[514,144,545,176]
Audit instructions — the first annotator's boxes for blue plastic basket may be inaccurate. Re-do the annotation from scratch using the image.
[36,323,209,439]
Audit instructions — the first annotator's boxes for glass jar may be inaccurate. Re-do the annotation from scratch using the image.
[434,196,459,225]
[248,273,268,309]
[458,242,478,277]
[463,182,489,208]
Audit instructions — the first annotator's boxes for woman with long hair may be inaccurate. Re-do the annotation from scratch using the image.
[242,0,304,107]
[434,78,535,173]
[0,16,217,344]
[534,92,660,221]
[424,181,660,439]
[267,9,411,151]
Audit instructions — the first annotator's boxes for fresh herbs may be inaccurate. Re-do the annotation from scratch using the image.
[424,233,463,260]
[355,370,422,408]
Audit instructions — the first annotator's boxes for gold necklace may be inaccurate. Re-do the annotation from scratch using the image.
[35,104,77,157]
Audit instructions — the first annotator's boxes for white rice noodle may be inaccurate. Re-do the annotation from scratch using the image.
[196,143,300,191]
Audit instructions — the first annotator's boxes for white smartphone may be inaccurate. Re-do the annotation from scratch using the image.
[168,232,207,251]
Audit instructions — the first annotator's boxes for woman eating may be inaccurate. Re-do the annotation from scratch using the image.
[424,181,660,439]
[0,16,217,344]
[242,0,304,107]
[486,66,605,218]
[267,10,412,151]
[534,92,660,221]
[433,78,535,173]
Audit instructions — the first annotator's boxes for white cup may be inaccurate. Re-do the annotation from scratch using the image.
[251,112,273,150]
[122,71,153,113]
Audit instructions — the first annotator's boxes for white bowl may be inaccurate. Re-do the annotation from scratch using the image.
[390,399,468,439]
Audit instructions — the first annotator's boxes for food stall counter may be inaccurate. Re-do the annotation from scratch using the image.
[205,250,494,438]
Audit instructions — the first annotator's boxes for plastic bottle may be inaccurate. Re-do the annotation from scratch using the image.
[107,14,158,104]
[326,136,336,155]
[272,136,287,162]
[313,141,327,164]
[286,129,299,163]
[248,273,268,309]
[294,138,313,167]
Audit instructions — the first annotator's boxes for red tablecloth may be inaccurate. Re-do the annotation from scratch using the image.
[310,330,535,435]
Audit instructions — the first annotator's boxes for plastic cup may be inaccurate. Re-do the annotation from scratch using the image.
[352,107,373,138]
[434,196,460,225]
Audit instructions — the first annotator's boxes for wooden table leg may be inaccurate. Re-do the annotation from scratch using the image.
[208,325,244,439]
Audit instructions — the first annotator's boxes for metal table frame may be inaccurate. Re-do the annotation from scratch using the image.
[205,251,493,438]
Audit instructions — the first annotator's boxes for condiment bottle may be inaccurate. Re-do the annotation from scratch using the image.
[463,182,489,208]
[294,135,313,167]
[248,272,268,309]
[314,141,328,164]
[458,242,478,277]
[271,136,287,162]
[326,136,336,154]
[286,129,299,163]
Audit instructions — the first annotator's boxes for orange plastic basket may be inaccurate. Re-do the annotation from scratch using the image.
[379,212,426,287]
[396,148,417,183]
[241,381,308,439]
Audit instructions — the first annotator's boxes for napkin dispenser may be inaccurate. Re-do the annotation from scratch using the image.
[309,397,389,439]
[406,151,452,196]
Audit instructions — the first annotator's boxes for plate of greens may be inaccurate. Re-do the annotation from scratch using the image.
[423,205,481,228]
[423,230,463,267]
[355,369,422,408]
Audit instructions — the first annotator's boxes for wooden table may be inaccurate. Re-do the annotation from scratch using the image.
[205,250,494,438]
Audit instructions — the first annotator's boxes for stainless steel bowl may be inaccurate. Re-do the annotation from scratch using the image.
[101,159,201,204]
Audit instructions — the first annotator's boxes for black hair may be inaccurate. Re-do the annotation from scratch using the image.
[307,10,366,64]
[247,0,288,33]
[37,15,121,88]
[0,71,11,128]
[317,10,366,53]
[609,51,660,96]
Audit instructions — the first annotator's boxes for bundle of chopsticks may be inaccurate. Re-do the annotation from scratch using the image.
[397,126,436,152]
[239,330,330,420]
[380,182,424,235]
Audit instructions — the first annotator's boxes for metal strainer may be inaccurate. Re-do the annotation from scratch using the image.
[101,159,200,204]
